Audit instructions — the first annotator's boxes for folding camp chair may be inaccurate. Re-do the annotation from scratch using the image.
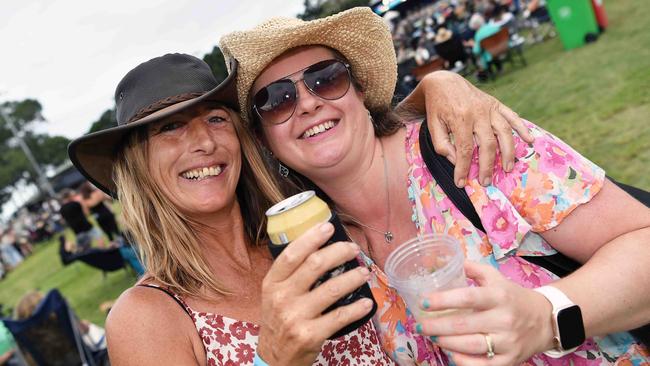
[480,27,527,79]
[59,235,127,279]
[2,290,108,366]
[75,247,125,276]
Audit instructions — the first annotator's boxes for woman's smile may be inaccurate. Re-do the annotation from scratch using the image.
[299,119,340,140]
[179,163,227,181]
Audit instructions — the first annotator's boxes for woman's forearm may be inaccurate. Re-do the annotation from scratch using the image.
[395,72,433,116]
[553,226,650,337]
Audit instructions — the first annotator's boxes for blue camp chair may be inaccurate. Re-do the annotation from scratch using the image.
[117,243,144,277]
[2,290,108,366]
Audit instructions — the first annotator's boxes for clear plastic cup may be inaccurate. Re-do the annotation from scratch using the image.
[384,234,467,321]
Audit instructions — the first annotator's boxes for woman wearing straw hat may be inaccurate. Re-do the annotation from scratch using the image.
[220,7,650,366]
[67,52,527,365]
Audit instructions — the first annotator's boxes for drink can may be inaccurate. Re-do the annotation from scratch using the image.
[266,191,377,339]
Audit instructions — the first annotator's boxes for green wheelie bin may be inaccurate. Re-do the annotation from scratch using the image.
[547,0,599,50]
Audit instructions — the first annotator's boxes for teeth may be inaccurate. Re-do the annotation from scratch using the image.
[302,120,336,138]
[181,165,223,180]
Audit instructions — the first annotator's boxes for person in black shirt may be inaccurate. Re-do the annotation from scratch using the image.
[58,189,103,252]
[79,182,122,242]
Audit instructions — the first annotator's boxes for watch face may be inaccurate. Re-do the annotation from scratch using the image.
[557,305,585,350]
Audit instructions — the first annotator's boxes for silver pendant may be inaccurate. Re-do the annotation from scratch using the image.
[384,231,394,243]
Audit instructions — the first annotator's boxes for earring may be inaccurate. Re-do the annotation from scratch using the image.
[278,161,289,178]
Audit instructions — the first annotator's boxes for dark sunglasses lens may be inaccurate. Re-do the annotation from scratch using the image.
[253,80,297,124]
[304,60,350,100]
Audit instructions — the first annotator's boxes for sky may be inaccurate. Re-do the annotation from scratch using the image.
[0,0,306,140]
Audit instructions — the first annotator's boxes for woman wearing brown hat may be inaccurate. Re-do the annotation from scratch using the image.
[68,51,528,365]
[220,7,650,366]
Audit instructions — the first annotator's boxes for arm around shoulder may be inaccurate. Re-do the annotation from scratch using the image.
[106,286,204,366]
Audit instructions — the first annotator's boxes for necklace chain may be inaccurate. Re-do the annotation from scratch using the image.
[340,138,393,244]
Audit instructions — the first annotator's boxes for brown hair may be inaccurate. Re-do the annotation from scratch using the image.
[78,181,94,200]
[114,105,284,299]
[15,291,44,320]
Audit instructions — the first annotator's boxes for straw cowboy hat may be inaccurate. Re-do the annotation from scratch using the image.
[219,7,397,123]
[435,27,453,44]
[68,53,239,196]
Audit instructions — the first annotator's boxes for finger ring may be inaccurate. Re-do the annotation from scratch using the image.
[484,334,495,359]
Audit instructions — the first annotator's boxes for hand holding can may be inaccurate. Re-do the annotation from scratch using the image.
[265,191,377,339]
[257,222,375,365]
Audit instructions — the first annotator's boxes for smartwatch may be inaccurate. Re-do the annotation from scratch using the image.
[533,285,586,358]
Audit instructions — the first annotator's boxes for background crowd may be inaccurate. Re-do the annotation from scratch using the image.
[390,0,554,90]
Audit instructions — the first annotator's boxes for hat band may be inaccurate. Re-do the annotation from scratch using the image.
[127,91,205,124]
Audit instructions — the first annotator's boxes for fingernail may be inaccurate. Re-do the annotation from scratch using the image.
[358,266,370,276]
[415,323,423,334]
[422,299,431,309]
[506,161,514,172]
[320,222,333,233]
[429,335,438,342]
[349,242,360,253]
[482,177,491,186]
[456,178,465,187]
[361,298,374,309]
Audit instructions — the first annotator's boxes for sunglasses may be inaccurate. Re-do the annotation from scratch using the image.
[252,59,352,125]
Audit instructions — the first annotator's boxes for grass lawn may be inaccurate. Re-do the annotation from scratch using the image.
[477,0,650,190]
[0,0,647,331]
[0,233,135,326]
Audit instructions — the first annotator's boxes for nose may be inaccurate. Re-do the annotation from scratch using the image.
[187,118,216,154]
[294,79,323,118]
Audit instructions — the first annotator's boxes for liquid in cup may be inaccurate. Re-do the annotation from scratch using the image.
[265,191,377,339]
[384,234,467,321]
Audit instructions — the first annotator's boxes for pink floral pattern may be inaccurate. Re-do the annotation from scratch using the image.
[159,286,394,365]
[399,121,649,365]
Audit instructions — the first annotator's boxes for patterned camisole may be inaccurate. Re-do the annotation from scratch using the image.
[139,284,395,365]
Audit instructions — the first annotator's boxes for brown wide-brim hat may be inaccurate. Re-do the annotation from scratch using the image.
[68,53,239,197]
[219,7,397,124]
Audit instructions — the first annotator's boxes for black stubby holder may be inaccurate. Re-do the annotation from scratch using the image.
[267,211,377,339]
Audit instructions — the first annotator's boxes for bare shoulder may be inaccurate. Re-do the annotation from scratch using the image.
[106,285,205,365]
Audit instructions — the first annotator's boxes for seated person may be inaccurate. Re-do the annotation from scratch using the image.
[469,13,502,77]
[0,321,21,366]
[14,291,106,366]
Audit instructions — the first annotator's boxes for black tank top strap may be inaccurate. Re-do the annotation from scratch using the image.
[137,283,193,317]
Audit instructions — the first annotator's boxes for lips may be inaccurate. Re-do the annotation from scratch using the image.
[180,164,224,181]
[300,120,339,139]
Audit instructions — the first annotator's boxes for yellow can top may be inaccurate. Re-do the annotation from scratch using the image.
[266,191,331,245]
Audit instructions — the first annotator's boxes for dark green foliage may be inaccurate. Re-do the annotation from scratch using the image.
[88,108,117,133]
[203,46,228,81]
[0,100,70,206]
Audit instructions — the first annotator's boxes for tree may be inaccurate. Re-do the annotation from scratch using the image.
[0,99,71,205]
[88,108,117,133]
[23,133,70,168]
[203,46,228,81]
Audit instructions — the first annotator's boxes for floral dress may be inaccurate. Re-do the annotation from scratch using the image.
[366,121,649,365]
[140,284,395,365]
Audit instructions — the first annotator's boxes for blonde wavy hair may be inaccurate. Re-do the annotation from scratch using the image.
[114,106,284,299]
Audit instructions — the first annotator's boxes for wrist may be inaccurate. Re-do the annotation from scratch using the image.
[533,285,586,358]
[531,288,558,353]
[255,330,275,365]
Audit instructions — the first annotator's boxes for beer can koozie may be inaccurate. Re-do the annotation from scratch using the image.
[266,191,377,339]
